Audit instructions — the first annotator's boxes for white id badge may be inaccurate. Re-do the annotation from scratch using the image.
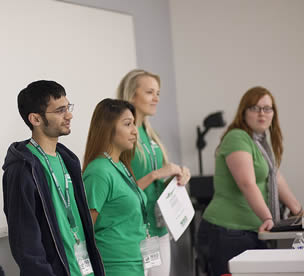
[74,241,93,275]
[140,236,162,270]
[154,203,166,228]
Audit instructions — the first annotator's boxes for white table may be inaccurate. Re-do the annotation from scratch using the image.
[229,249,304,276]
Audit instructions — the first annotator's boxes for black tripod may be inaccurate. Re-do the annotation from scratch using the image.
[190,111,226,276]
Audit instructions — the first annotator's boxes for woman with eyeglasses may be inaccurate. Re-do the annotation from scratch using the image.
[82,99,147,276]
[117,69,191,276]
[197,86,302,276]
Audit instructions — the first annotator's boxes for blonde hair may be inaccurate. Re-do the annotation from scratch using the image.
[117,69,169,164]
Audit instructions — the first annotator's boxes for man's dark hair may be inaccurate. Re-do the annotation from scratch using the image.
[18,80,66,130]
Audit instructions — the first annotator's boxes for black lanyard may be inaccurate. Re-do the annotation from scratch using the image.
[103,152,149,227]
[30,138,80,244]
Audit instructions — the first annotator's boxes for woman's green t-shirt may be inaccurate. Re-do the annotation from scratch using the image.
[83,157,147,276]
[203,129,269,231]
[131,126,168,238]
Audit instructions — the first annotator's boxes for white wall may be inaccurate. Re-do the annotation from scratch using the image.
[0,0,137,233]
[63,0,182,165]
[169,0,304,205]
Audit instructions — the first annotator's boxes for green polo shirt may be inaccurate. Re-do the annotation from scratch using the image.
[131,125,168,238]
[203,129,269,231]
[27,144,94,276]
[83,157,147,276]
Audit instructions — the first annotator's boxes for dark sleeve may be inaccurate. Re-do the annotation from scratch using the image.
[3,162,57,276]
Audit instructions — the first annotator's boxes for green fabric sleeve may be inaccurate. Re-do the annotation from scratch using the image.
[220,129,253,157]
[83,172,110,213]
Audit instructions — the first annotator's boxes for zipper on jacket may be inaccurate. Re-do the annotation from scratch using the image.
[32,167,71,276]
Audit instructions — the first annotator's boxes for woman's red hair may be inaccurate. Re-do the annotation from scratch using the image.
[220,86,283,166]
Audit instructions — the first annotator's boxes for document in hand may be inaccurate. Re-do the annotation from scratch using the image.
[156,177,195,241]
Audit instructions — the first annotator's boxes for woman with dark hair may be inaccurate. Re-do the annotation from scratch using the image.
[197,86,303,276]
[82,98,146,276]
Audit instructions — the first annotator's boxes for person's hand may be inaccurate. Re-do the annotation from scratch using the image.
[293,207,304,218]
[258,218,274,232]
[176,166,191,186]
[155,163,182,180]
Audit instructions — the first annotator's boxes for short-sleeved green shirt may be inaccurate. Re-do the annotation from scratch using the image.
[27,144,93,276]
[203,129,269,231]
[131,126,168,238]
[83,157,147,276]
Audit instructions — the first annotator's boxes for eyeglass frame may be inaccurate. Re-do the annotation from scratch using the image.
[248,105,273,114]
[44,103,74,115]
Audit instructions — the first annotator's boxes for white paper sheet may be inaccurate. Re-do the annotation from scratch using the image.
[157,177,195,241]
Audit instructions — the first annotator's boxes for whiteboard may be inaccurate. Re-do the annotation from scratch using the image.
[0,0,137,236]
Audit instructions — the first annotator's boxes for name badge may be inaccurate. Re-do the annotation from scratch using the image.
[151,140,159,148]
[74,241,93,275]
[140,236,162,270]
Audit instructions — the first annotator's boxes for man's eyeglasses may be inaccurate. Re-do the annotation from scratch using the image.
[45,104,74,115]
[248,105,273,114]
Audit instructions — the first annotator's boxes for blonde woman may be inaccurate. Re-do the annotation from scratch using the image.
[117,69,191,276]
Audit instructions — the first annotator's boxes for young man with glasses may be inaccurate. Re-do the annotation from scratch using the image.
[2,80,105,276]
